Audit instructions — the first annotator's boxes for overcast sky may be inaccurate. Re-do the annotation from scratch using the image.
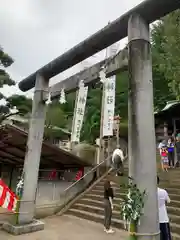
[0,0,143,98]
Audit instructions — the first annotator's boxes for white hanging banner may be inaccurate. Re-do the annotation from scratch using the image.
[102,75,116,137]
[71,84,88,142]
[101,40,117,137]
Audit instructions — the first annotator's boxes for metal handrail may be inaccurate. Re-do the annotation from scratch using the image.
[63,155,112,193]
[58,150,128,211]
[63,151,128,193]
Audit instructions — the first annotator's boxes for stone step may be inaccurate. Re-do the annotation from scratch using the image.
[76,199,180,224]
[73,203,120,218]
[65,208,125,229]
[158,171,180,175]
[91,189,180,202]
[171,223,180,236]
[93,187,126,196]
[97,181,180,193]
[93,185,127,193]
[80,199,180,218]
[95,181,180,191]
[172,233,180,240]
[84,193,124,203]
[91,189,126,196]
[77,198,120,211]
[65,208,180,236]
[81,195,180,213]
[169,214,180,225]
[169,200,180,209]
[102,180,180,186]
[168,194,180,201]
[163,188,180,195]
[168,207,180,216]
[63,168,180,238]
[161,180,180,185]
[84,193,180,208]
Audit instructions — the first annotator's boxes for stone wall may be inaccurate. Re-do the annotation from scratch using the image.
[0,166,94,222]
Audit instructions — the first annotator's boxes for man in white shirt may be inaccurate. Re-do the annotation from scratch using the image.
[157,176,172,240]
[112,148,124,176]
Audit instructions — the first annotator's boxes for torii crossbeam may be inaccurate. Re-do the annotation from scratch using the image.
[19,0,179,92]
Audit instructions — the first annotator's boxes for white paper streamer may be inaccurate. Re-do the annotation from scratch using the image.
[46,92,52,105]
[59,88,66,104]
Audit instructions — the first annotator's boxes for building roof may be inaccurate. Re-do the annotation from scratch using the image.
[0,124,90,168]
[155,101,180,121]
[4,115,71,136]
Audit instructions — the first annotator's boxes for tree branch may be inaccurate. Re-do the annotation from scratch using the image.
[0,111,19,124]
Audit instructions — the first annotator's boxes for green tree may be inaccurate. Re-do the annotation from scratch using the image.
[7,95,32,115]
[115,72,128,119]
[151,20,175,111]
[45,102,68,140]
[0,46,14,87]
[0,46,15,123]
[151,10,180,100]
[81,87,102,143]
[0,46,32,124]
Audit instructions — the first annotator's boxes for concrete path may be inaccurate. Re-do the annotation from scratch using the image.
[0,215,128,240]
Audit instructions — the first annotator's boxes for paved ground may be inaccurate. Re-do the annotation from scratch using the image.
[0,215,128,240]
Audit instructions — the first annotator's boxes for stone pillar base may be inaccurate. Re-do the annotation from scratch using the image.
[2,219,44,235]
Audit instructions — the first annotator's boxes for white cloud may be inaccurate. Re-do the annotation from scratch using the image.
[0,98,7,106]
[1,84,32,98]
[0,0,143,98]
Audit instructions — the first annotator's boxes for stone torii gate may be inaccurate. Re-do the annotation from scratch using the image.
[15,0,179,239]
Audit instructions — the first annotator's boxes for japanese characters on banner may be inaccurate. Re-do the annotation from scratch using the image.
[101,41,117,137]
[102,75,116,137]
[0,179,18,212]
[71,82,88,142]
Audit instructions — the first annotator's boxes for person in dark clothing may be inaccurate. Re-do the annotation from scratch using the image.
[104,180,114,233]
[175,137,180,167]
[167,138,175,167]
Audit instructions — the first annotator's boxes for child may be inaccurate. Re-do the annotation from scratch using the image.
[160,145,169,172]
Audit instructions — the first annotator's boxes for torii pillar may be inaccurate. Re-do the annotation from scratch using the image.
[12,74,49,231]
[128,14,160,240]
[18,74,49,224]
[3,74,48,234]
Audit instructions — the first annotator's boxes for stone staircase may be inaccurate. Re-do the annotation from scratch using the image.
[63,169,180,239]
